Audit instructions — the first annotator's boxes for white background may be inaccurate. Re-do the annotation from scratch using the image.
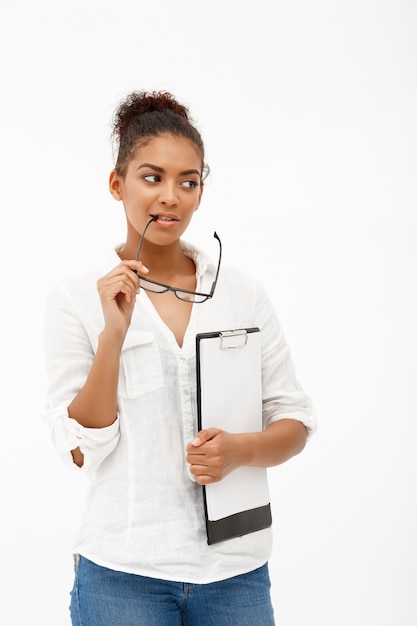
[1,1,416,624]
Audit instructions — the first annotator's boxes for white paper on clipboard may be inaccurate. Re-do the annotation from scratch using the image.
[196,328,271,543]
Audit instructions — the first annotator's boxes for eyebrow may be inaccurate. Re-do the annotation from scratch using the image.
[137,163,201,176]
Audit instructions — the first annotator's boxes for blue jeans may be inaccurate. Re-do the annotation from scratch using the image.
[70,555,276,625]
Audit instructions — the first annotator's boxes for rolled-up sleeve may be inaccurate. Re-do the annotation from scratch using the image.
[255,280,317,438]
[42,282,120,471]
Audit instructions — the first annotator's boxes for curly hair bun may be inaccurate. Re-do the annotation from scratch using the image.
[113,90,189,140]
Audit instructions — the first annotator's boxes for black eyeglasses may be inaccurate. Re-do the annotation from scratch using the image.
[134,217,222,303]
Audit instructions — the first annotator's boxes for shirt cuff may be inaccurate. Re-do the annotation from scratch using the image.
[45,406,120,471]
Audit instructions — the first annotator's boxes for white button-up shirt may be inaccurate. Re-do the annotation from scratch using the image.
[43,241,316,583]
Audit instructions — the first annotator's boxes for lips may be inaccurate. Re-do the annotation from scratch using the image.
[151,213,179,222]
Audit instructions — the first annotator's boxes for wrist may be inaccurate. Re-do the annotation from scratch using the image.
[98,327,126,351]
[236,432,260,467]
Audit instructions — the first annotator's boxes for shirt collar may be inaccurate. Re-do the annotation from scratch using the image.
[180,240,216,279]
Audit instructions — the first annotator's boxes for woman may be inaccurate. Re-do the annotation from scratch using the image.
[43,90,316,625]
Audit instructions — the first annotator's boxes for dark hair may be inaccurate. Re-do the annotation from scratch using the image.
[112,90,208,179]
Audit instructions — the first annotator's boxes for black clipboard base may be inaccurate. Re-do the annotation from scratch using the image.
[205,503,272,545]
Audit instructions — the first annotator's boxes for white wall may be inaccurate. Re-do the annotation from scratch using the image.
[1,1,416,624]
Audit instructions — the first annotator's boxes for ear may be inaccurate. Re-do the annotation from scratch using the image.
[109,169,123,200]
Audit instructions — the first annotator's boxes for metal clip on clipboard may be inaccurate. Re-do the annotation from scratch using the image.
[219,329,248,350]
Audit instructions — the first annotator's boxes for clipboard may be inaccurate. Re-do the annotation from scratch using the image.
[196,327,272,544]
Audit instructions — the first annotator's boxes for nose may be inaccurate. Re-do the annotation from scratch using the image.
[159,181,178,206]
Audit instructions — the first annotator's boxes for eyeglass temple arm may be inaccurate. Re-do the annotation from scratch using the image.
[135,216,157,262]
[209,231,222,297]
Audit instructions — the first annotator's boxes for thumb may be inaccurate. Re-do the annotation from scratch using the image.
[191,428,221,446]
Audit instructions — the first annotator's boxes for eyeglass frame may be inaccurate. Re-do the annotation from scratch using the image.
[134,217,222,303]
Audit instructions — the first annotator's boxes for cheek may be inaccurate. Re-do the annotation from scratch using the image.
[186,196,200,215]
[123,185,149,207]
[189,188,203,210]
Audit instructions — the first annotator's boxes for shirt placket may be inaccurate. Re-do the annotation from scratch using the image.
[177,353,197,448]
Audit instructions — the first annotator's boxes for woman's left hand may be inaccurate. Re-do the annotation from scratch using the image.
[186,420,308,485]
[186,429,247,485]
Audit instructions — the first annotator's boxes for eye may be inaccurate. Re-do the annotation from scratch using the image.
[143,174,161,183]
[181,179,200,189]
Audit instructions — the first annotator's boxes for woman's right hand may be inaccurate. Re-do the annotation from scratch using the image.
[97,260,149,336]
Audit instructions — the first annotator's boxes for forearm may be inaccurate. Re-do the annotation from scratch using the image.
[68,329,125,429]
[240,419,308,468]
[187,419,308,484]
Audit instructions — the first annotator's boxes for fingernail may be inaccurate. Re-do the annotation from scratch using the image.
[192,437,201,446]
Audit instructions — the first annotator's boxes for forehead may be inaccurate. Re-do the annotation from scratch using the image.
[133,134,202,169]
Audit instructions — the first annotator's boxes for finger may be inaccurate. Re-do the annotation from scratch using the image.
[99,267,141,294]
[123,259,150,274]
[99,261,148,292]
[189,462,214,477]
[195,474,215,485]
[190,428,222,447]
[99,275,139,302]
[186,451,209,465]
[190,467,220,485]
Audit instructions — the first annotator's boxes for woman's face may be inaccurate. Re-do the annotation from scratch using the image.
[110,133,203,248]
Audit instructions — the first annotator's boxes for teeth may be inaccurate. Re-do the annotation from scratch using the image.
[157,216,175,221]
